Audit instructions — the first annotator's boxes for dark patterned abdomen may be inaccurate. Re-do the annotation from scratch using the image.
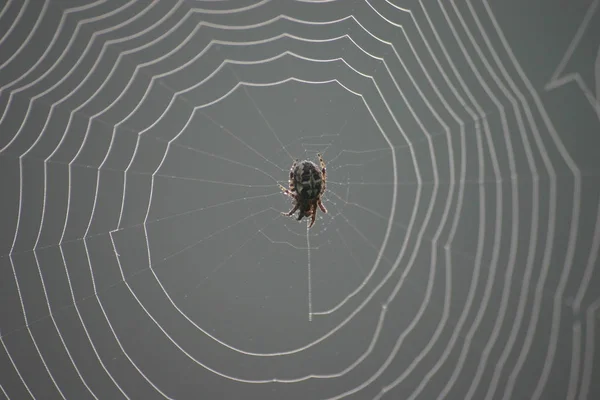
[296,161,322,200]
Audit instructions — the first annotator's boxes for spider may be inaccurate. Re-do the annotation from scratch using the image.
[279,153,328,228]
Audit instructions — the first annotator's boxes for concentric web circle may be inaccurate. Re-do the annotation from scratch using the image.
[1,1,599,399]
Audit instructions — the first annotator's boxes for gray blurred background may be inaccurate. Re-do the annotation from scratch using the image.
[0,0,599,399]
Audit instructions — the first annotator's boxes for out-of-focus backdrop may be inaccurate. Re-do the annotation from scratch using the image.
[0,1,599,399]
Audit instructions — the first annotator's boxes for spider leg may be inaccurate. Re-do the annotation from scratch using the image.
[318,199,327,213]
[285,203,300,217]
[317,153,327,198]
[289,159,298,182]
[280,185,300,216]
[318,153,326,180]
[308,207,317,228]
[278,184,295,198]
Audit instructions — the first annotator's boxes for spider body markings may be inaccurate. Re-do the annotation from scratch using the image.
[279,153,328,228]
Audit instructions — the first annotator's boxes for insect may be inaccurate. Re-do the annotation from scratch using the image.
[279,153,328,228]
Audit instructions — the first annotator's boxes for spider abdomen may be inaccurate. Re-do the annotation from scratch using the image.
[294,161,322,200]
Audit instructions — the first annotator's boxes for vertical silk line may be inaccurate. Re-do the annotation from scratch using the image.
[307,220,313,322]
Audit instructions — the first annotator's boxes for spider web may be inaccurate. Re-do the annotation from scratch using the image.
[1,0,600,399]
